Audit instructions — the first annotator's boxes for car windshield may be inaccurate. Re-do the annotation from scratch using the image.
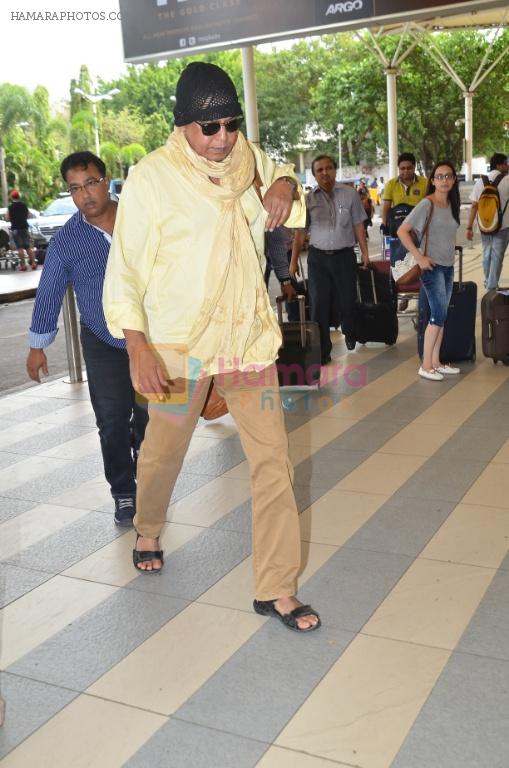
[41,197,78,216]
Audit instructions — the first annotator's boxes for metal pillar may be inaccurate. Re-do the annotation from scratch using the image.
[337,123,343,180]
[385,68,399,178]
[241,46,260,144]
[463,91,474,181]
[62,285,84,384]
[0,145,8,207]
[92,101,100,157]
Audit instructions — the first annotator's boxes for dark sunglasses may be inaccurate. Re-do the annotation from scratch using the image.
[195,117,242,136]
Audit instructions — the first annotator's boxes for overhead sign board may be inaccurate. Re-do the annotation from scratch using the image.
[119,0,506,62]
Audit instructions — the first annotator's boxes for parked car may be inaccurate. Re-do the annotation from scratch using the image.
[35,194,77,243]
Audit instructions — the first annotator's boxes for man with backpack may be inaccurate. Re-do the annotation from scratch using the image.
[466,153,509,290]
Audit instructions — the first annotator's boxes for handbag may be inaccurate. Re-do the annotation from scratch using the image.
[200,379,228,421]
[393,201,434,288]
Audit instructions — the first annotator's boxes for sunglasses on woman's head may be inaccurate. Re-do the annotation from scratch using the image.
[194,117,242,136]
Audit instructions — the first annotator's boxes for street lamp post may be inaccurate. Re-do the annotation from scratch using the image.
[337,123,344,181]
[74,84,120,156]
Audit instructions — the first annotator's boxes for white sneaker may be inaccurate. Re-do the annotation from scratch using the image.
[418,366,444,381]
[435,364,460,375]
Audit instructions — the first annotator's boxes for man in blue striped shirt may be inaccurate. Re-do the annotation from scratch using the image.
[26,151,148,525]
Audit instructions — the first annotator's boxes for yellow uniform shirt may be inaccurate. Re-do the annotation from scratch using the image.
[383,175,428,207]
[103,137,305,378]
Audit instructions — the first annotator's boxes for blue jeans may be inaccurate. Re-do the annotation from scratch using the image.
[481,228,509,289]
[420,264,454,327]
[80,323,149,497]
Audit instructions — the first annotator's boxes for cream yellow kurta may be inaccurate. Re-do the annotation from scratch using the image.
[103,133,305,378]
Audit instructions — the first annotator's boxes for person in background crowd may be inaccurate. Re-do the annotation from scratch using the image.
[358,185,374,238]
[382,153,428,310]
[290,154,369,362]
[398,160,460,382]
[466,152,509,290]
[6,189,37,270]
[381,153,428,236]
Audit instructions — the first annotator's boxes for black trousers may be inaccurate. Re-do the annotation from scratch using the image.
[80,324,149,497]
[308,245,357,358]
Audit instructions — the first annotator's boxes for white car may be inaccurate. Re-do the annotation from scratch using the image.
[35,194,78,243]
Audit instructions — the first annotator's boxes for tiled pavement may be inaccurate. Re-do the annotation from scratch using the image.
[1,247,509,767]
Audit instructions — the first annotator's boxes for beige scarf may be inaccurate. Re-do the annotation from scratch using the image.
[165,128,281,371]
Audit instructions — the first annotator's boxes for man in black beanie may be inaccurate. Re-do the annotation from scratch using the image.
[104,62,321,633]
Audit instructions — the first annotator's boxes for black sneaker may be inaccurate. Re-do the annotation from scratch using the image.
[114,496,136,526]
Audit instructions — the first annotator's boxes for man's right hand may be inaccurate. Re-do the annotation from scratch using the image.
[289,257,300,279]
[27,348,48,383]
[127,344,170,402]
[466,228,474,241]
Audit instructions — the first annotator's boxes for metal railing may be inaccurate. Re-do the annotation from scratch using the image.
[62,285,84,383]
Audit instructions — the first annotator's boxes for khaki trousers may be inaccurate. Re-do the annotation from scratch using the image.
[134,365,301,600]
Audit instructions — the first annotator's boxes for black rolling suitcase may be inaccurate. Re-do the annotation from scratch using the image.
[355,262,398,345]
[481,289,509,365]
[417,245,476,362]
[276,295,321,387]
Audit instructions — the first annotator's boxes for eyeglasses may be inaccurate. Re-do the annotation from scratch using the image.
[433,173,455,181]
[194,117,242,136]
[67,177,105,195]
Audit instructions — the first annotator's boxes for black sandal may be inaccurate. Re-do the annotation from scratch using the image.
[132,534,164,574]
[253,599,321,633]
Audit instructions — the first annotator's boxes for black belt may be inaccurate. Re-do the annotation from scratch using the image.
[310,246,348,255]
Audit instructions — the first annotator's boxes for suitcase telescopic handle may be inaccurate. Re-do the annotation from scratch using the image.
[455,245,463,288]
[275,295,307,349]
[298,254,308,293]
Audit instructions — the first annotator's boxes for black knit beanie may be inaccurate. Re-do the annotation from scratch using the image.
[173,62,242,127]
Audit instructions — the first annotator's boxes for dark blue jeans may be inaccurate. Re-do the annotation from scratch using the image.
[308,245,357,358]
[80,323,148,497]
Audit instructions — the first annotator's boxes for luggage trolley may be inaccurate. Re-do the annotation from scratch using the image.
[382,234,420,329]
[0,230,21,270]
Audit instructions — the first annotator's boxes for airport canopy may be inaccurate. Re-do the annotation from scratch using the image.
[119,1,507,62]
[119,0,509,177]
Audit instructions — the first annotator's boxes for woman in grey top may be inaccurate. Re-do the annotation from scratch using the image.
[398,160,461,381]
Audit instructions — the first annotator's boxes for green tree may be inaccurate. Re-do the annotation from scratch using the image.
[143,112,171,152]
[119,143,146,175]
[101,107,145,148]
[0,84,37,204]
[310,30,509,174]
[100,141,122,179]
[70,65,93,118]
[70,110,95,151]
